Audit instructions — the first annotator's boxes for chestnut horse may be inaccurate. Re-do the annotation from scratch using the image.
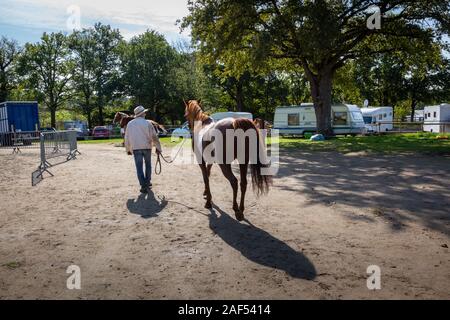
[113,112,167,136]
[184,100,272,221]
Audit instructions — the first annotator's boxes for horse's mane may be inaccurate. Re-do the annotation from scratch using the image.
[187,100,211,123]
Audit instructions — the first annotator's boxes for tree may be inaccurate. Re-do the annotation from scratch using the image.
[354,41,447,120]
[120,30,178,121]
[69,29,98,129]
[91,23,122,125]
[0,37,21,102]
[183,0,450,136]
[19,32,73,128]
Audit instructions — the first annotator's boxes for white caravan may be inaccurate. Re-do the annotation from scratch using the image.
[423,104,450,133]
[211,112,253,122]
[273,103,365,136]
[361,107,393,132]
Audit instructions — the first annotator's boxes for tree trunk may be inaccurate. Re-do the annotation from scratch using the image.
[0,70,8,103]
[410,99,417,123]
[87,111,92,130]
[98,95,104,126]
[0,83,7,103]
[310,69,334,137]
[236,77,244,112]
[50,108,57,129]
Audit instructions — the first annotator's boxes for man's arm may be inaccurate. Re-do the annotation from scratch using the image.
[149,122,162,153]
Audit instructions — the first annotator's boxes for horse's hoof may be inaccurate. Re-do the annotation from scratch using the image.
[235,211,245,221]
[204,202,212,209]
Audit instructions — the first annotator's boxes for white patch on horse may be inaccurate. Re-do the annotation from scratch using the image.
[194,119,216,162]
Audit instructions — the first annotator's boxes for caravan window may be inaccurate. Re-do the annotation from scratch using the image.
[288,113,299,126]
[352,112,363,121]
[434,112,437,118]
[363,116,372,124]
[333,112,347,125]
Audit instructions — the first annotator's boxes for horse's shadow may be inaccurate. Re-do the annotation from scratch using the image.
[209,205,316,280]
[126,190,168,218]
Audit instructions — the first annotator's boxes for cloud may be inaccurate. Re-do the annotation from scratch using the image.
[0,0,190,42]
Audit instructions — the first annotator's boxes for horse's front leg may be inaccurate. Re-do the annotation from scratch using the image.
[199,163,212,208]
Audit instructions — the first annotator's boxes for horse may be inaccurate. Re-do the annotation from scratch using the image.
[184,100,272,221]
[113,111,167,136]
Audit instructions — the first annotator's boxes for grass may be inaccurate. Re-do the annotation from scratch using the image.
[78,133,450,155]
[3,261,22,270]
[270,133,450,155]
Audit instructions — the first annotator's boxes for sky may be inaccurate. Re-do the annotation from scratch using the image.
[0,0,191,45]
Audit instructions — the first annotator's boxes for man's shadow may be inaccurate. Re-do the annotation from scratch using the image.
[126,190,168,218]
[209,205,316,280]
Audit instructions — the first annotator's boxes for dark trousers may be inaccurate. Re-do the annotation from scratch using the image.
[133,149,152,188]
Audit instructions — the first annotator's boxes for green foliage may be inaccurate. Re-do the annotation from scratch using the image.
[5,4,450,130]
[18,32,74,127]
[89,23,123,125]
[120,30,179,122]
[69,28,98,128]
[0,36,21,102]
[183,0,450,135]
[272,133,450,155]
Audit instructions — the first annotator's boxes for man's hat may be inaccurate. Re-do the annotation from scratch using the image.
[134,105,148,117]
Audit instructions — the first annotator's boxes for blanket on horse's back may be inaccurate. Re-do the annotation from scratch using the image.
[194,117,240,163]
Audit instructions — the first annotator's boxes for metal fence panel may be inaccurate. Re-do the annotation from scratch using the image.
[0,131,41,153]
[33,131,80,186]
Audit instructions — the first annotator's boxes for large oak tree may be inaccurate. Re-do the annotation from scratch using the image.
[183,0,450,136]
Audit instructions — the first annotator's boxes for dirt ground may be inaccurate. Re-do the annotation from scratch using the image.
[0,143,449,299]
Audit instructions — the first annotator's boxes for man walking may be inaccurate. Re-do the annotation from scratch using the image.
[125,106,162,193]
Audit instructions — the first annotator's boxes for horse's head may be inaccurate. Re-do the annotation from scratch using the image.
[184,99,203,130]
[253,118,265,130]
[113,112,123,125]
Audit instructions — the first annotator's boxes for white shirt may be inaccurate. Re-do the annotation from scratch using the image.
[124,117,162,153]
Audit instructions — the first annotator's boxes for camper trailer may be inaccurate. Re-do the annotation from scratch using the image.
[423,104,450,133]
[273,103,365,136]
[211,112,253,122]
[361,107,393,133]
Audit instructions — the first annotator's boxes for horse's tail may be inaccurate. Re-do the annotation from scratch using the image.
[233,119,272,196]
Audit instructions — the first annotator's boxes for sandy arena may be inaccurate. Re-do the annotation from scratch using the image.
[0,143,449,299]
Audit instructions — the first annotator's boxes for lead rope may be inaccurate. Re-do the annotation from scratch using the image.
[154,137,188,175]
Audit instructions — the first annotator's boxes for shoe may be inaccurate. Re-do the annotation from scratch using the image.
[140,187,148,194]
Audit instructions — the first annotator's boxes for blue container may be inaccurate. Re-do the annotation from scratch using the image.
[0,101,40,133]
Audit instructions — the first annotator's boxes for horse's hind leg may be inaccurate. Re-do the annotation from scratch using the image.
[203,164,213,199]
[239,164,248,215]
[199,163,212,208]
[219,164,243,221]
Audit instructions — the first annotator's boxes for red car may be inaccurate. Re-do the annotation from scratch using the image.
[92,126,110,139]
